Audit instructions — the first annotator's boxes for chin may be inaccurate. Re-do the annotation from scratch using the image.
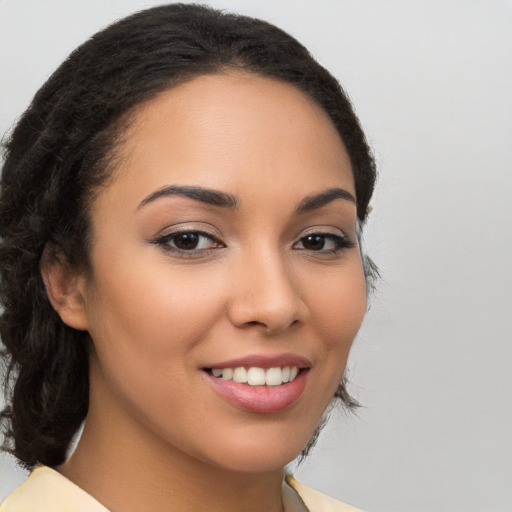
[212,452,296,474]
[200,431,311,474]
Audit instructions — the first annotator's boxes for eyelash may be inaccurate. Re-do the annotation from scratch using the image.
[151,229,224,257]
[151,229,355,257]
[293,233,355,254]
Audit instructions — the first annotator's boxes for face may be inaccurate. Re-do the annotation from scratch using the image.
[77,72,367,473]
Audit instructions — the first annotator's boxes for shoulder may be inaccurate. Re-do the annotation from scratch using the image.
[0,466,109,512]
[286,475,364,512]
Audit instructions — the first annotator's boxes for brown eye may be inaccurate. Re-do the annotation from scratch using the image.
[302,235,326,250]
[153,229,224,254]
[293,233,354,254]
[173,232,200,250]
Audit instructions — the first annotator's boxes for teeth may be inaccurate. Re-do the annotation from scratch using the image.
[233,367,248,383]
[247,367,266,385]
[210,366,300,386]
[265,367,282,386]
[222,368,233,380]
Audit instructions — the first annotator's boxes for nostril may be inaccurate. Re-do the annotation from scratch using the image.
[236,320,269,331]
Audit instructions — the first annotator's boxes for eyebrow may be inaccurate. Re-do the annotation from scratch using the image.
[137,184,355,214]
[138,185,238,210]
[292,187,356,215]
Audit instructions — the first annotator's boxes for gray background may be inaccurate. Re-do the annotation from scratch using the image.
[1,1,511,511]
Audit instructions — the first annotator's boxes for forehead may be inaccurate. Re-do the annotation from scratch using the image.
[102,71,355,207]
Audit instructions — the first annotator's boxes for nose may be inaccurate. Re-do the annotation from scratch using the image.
[226,248,308,335]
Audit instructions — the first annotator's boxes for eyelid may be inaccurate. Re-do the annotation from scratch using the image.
[297,225,349,241]
[300,226,346,237]
[158,226,220,239]
[151,221,223,242]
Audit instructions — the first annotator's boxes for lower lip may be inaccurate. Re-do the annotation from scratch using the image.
[204,370,308,413]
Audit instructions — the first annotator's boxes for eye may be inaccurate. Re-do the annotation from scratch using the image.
[293,233,354,254]
[152,229,224,254]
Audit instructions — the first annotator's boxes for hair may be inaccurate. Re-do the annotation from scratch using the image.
[0,3,377,469]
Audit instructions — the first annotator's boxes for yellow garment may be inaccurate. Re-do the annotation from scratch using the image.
[1,466,362,512]
[285,475,363,512]
[0,467,109,512]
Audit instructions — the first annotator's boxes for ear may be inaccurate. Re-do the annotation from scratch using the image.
[40,248,89,331]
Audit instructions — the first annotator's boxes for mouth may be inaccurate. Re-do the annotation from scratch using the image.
[203,365,305,387]
[202,355,311,413]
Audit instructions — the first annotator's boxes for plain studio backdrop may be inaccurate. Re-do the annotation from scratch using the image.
[0,1,511,511]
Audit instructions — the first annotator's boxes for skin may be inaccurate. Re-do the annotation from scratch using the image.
[46,72,367,512]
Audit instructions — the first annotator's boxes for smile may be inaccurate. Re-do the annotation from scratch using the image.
[208,366,300,386]
[203,354,311,413]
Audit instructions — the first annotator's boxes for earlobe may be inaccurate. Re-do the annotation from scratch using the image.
[40,249,89,331]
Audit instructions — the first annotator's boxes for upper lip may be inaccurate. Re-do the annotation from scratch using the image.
[205,353,312,370]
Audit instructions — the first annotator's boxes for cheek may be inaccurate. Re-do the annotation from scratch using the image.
[298,258,367,408]
[306,268,365,407]
[83,259,230,433]
[89,250,222,335]
[308,261,367,350]
[83,254,228,386]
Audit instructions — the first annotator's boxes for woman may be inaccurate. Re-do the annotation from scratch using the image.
[0,4,376,511]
